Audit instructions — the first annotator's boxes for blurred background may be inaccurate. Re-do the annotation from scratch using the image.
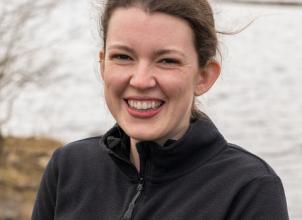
[0,0,301,219]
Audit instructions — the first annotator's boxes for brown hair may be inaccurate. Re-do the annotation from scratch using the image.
[100,0,218,120]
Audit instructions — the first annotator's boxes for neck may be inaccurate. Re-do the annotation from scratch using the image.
[129,124,191,172]
[130,138,140,172]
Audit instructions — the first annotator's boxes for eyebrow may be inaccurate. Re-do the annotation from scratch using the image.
[107,44,136,54]
[153,49,186,58]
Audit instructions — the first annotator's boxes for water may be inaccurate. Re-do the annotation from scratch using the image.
[2,1,302,219]
[208,3,302,218]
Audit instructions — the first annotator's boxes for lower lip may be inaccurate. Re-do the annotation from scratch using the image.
[126,104,163,118]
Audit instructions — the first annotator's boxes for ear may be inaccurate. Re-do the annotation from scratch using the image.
[194,60,221,96]
[99,50,105,80]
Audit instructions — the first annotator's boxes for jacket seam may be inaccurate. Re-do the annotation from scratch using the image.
[228,143,275,175]
[147,140,228,184]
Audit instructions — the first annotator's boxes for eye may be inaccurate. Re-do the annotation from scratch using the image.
[113,54,131,60]
[110,54,133,62]
[159,58,181,65]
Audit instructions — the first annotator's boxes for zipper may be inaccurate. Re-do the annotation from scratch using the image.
[121,177,144,220]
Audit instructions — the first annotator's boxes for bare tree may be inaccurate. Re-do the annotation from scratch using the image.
[0,0,66,139]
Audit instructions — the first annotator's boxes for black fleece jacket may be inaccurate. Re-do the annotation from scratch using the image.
[32,118,289,220]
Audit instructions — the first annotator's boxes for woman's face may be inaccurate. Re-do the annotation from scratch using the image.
[101,7,207,144]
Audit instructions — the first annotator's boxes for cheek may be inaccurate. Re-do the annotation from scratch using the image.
[103,69,129,97]
[102,74,128,117]
[159,72,195,102]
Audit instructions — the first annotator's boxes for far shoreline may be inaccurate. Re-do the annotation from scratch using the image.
[218,0,302,7]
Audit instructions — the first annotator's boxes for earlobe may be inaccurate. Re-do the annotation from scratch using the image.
[99,50,105,80]
[194,60,221,96]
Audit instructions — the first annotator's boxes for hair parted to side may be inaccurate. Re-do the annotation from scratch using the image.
[99,0,218,120]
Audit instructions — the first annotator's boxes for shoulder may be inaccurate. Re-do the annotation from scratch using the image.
[209,142,280,183]
[219,144,289,219]
[49,136,109,169]
[228,143,276,174]
[59,136,103,153]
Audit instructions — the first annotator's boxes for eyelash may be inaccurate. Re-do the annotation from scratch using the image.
[159,58,180,65]
[109,53,181,66]
[110,54,132,61]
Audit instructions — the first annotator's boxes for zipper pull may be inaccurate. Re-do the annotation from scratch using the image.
[122,178,144,220]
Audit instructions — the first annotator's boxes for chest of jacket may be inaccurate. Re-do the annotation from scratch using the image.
[53,155,239,220]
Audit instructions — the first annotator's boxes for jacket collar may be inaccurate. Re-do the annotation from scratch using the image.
[101,116,227,183]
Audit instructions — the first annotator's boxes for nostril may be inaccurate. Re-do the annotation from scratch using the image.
[129,75,156,89]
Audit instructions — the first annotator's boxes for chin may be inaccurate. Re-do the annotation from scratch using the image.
[129,132,160,142]
[124,127,161,142]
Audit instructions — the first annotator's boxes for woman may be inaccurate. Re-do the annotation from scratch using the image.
[32,0,289,219]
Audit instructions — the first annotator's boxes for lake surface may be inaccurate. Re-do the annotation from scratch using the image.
[209,3,302,219]
[2,1,302,219]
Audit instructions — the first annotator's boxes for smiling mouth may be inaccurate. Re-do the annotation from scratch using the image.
[125,99,165,111]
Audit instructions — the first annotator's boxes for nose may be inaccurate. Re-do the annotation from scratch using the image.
[129,61,156,90]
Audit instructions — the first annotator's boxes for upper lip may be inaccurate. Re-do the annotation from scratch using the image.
[124,96,165,102]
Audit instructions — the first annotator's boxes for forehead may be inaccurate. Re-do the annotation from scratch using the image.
[106,6,195,50]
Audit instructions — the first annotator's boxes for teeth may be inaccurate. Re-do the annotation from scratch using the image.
[128,100,162,110]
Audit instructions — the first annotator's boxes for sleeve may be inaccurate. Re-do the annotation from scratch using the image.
[31,148,62,220]
[227,175,289,220]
